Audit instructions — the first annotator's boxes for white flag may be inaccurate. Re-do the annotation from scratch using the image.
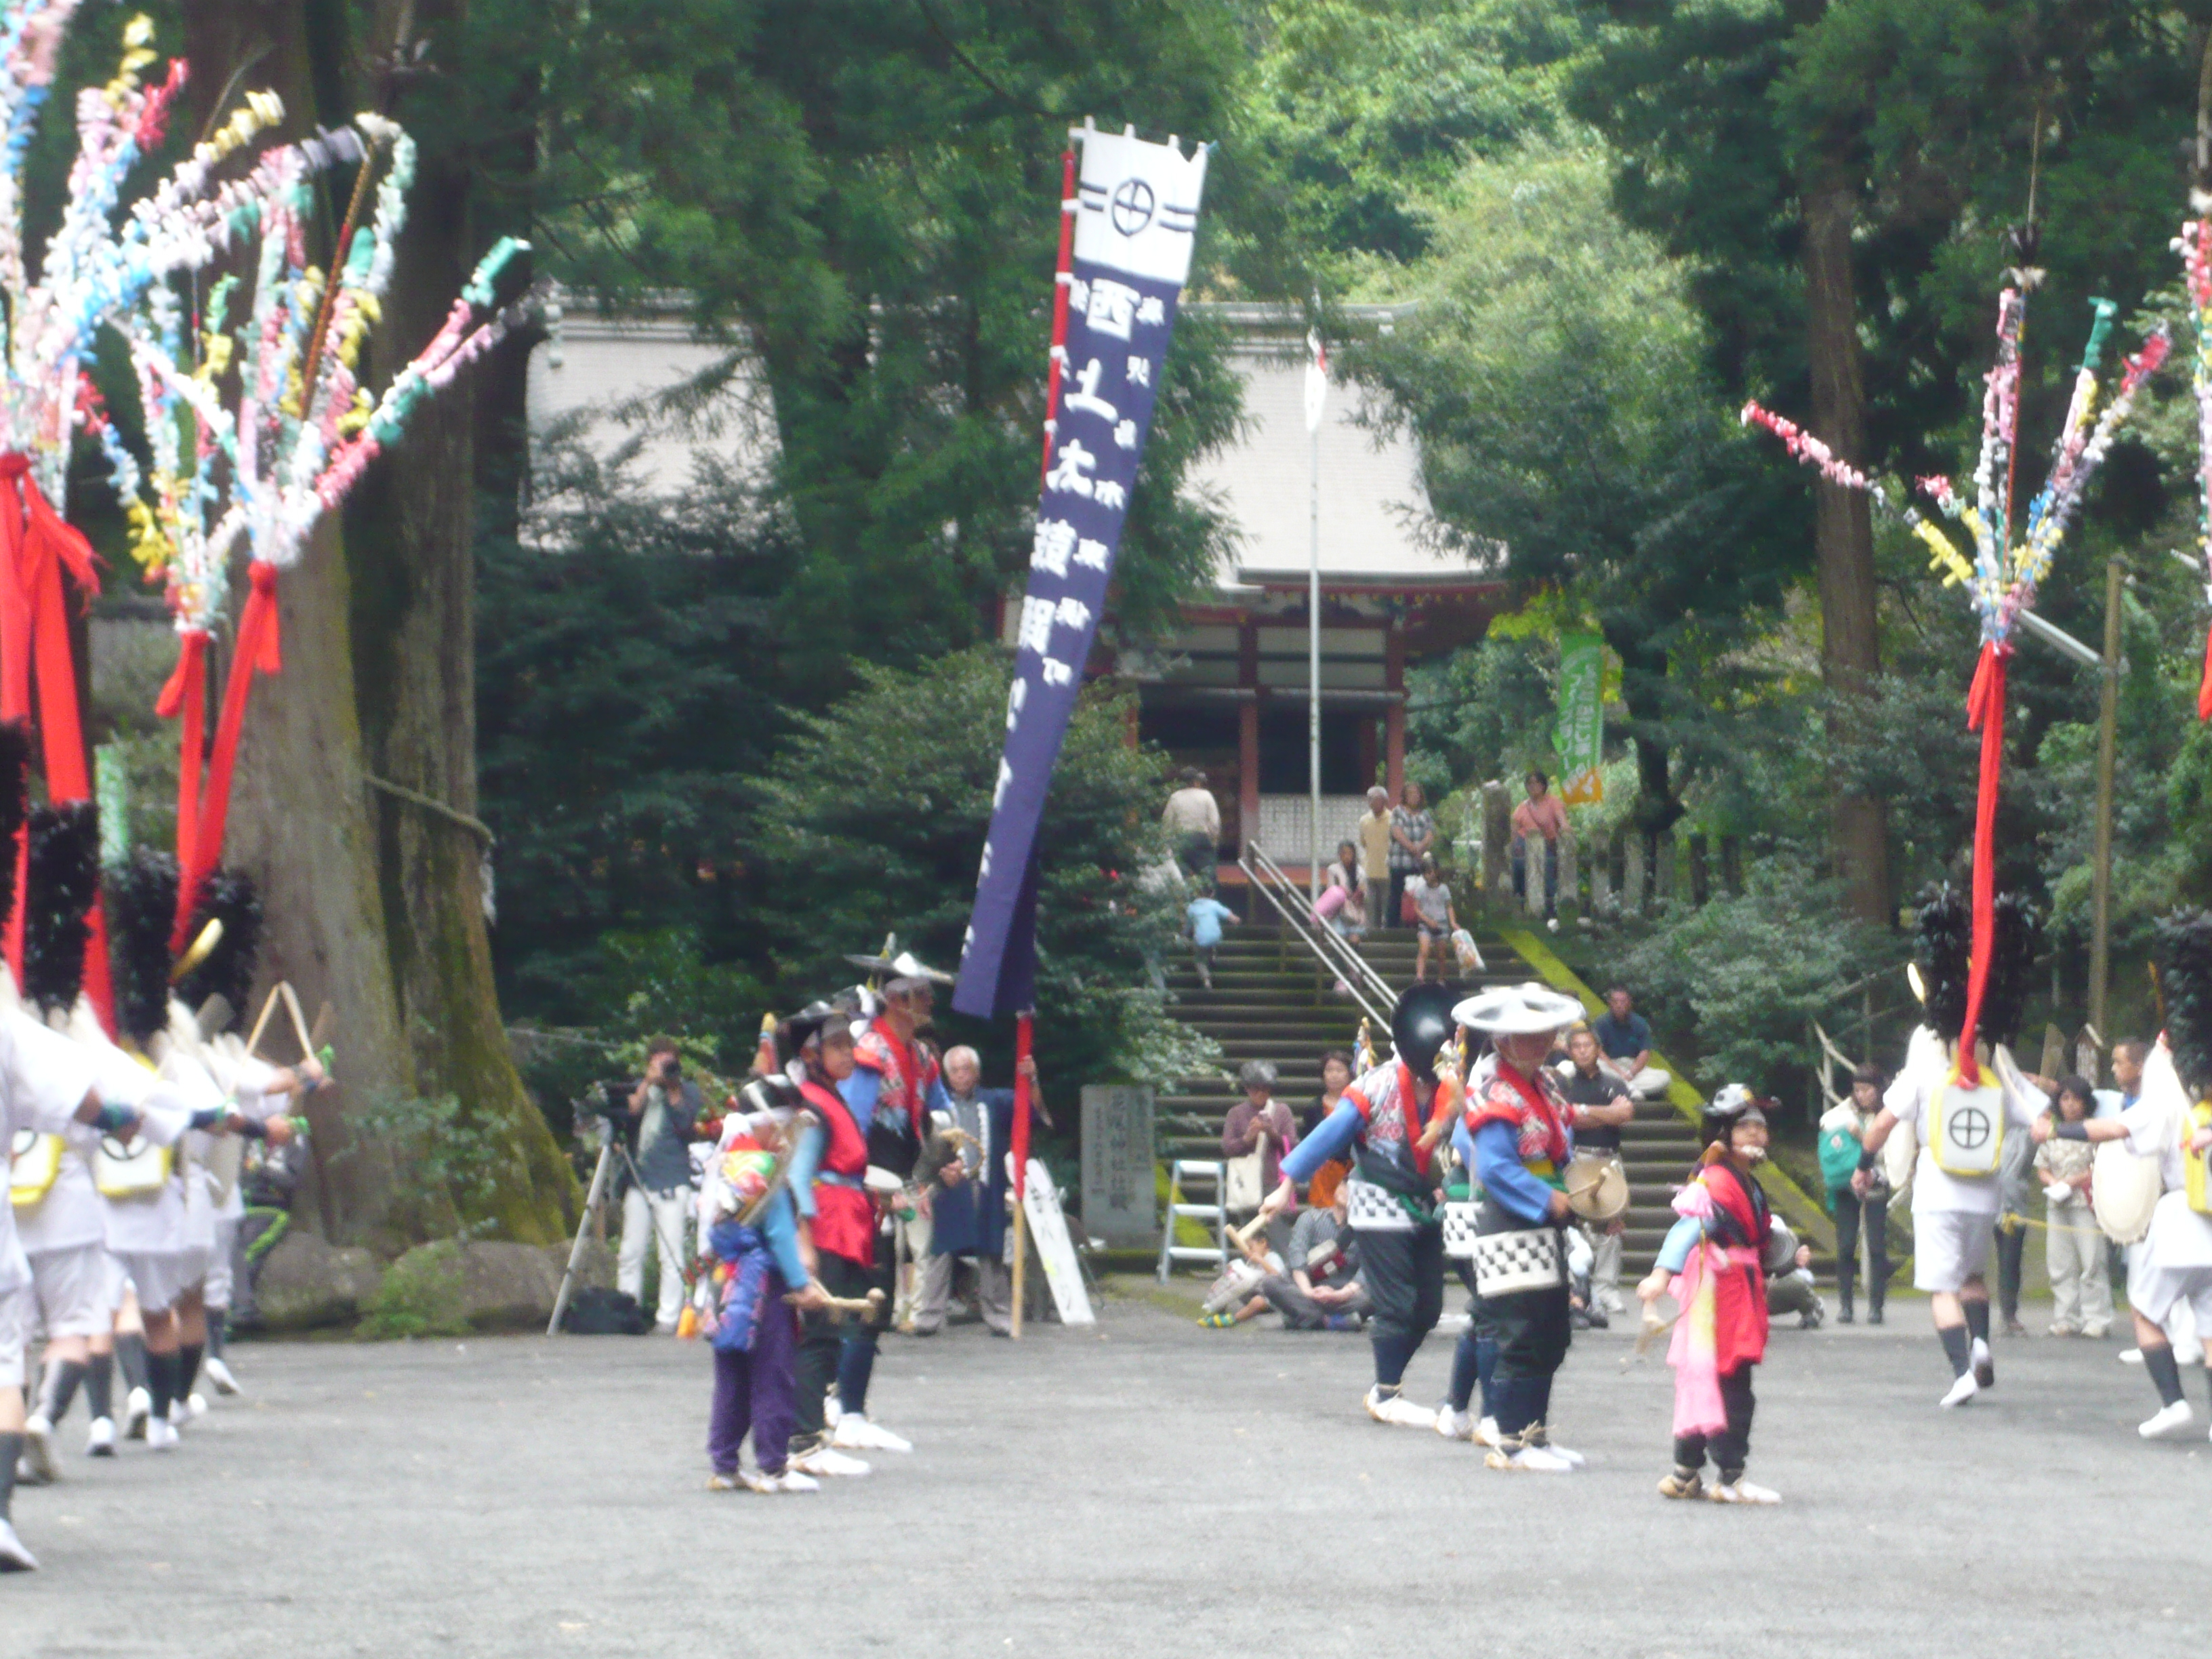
[1303,328,1328,434]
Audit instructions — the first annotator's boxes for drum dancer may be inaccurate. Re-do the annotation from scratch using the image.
[1452,983,1589,1472]
[834,971,943,1454]
[1640,1086,1807,1504]
[782,1002,882,1480]
[2040,910,2212,1439]
[1557,1025,1635,1319]
[0,983,126,1569]
[1260,984,1462,1428]
[1853,888,2046,1408]
[699,1077,829,1492]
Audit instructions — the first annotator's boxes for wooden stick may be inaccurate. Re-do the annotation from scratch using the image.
[243,983,285,1059]
[309,1000,333,1049]
[279,981,314,1060]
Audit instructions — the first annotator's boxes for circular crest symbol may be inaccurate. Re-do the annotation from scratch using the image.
[1110,176,1155,236]
[1948,1105,1991,1151]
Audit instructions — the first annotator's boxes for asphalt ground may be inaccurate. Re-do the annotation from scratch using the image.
[4,1281,2208,1659]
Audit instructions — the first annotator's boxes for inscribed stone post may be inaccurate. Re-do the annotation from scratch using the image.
[1081,1085,1156,1248]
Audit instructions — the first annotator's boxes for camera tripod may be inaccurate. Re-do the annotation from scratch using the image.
[548,1111,693,1336]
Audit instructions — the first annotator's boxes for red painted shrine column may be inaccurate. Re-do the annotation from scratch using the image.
[1383,622,1406,798]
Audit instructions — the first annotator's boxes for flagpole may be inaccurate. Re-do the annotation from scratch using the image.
[1307,326,1324,905]
[1009,1008,1033,1338]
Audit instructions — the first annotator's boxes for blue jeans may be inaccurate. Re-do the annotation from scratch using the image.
[1511,836,1557,914]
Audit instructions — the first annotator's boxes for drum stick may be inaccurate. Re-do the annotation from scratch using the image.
[243,985,285,1059]
[1622,1307,1679,1370]
[310,1000,333,1050]
[279,982,315,1058]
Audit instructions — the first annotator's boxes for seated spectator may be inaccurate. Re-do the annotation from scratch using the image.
[1301,1050,1355,1211]
[1258,1191,1368,1330]
[2036,1076,2112,1338]
[1406,852,1456,983]
[1593,985,1671,1099]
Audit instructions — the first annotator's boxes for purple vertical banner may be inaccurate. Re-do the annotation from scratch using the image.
[953,123,1210,1020]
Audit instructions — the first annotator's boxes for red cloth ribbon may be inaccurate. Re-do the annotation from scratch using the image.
[0,455,113,1026]
[174,562,282,951]
[1956,641,2009,1086]
[157,630,210,877]
[1011,1011,1033,1210]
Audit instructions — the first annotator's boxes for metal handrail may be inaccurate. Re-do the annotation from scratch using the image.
[1237,844,1395,1031]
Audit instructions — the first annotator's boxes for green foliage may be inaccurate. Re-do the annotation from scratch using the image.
[1360,142,1799,825]
[1611,859,1901,1105]
[1570,0,2196,490]
[477,442,795,1024]
[745,647,1218,1089]
[338,1092,511,1246]
[356,1240,472,1342]
[1225,0,1590,284]
[537,0,1246,655]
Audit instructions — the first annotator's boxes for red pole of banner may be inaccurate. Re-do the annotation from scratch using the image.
[1040,148,1078,487]
[1009,1008,1033,1338]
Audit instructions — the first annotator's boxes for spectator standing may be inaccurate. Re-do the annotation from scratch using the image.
[1187,886,1237,989]
[1557,1026,1635,1317]
[1162,768,1222,881]
[1994,1094,2038,1338]
[1818,1066,1891,1324]
[1593,986,1671,1099]
[1258,1191,1368,1329]
[1223,1062,1299,1227]
[621,1039,701,1332]
[2036,1076,2112,1338]
[1405,853,1456,983]
[1356,787,1392,926]
[1301,1050,1355,1211]
[914,1046,1021,1337]
[1387,782,1435,926]
[1509,770,1568,928]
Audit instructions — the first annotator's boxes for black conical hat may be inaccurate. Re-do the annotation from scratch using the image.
[1391,981,1460,1082]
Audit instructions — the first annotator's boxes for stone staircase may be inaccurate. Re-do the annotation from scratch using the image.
[1159,916,1702,1275]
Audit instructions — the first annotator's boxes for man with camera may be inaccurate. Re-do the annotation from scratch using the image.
[621,1039,701,1333]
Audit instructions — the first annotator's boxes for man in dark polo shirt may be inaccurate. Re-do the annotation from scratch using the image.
[1559,1025,1635,1317]
[1593,985,1671,1100]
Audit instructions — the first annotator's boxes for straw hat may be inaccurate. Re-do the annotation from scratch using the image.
[1450,982,1584,1037]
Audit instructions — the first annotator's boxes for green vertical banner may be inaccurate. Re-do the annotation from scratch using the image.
[1555,633,1604,805]
[94,743,130,865]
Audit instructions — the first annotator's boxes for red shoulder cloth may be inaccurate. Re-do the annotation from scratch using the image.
[1465,1061,1570,1166]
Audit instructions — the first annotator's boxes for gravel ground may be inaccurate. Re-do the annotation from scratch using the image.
[4,1281,2207,1658]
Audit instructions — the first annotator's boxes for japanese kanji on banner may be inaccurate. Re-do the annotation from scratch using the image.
[954,121,1210,1019]
[1555,632,1605,806]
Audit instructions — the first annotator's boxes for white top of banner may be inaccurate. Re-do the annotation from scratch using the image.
[1072,121,1208,287]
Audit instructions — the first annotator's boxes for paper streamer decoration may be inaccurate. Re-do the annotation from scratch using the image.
[954,121,1209,1021]
[2178,217,2212,720]
[1746,289,2169,1080]
[98,100,533,945]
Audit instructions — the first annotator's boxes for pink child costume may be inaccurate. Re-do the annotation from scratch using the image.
[1645,1086,1784,1504]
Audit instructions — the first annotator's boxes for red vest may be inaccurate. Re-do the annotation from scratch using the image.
[801,1079,875,1267]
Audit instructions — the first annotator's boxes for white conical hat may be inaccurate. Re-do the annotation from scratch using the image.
[1451,982,1584,1036]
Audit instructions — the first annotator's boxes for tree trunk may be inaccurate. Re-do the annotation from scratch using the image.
[349,0,573,1244]
[182,0,573,1244]
[1801,174,1892,926]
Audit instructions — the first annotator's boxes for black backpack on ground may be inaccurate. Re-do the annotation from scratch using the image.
[560,1287,649,1335]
